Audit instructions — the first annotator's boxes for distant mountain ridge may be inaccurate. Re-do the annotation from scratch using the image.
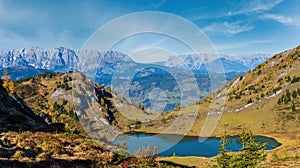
[0,47,271,112]
[0,46,270,75]
[0,47,78,72]
[158,53,270,73]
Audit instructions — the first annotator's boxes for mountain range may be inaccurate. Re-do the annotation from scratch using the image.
[0,47,270,112]
[0,47,270,78]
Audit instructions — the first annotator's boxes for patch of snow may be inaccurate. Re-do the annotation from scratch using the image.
[50,89,74,102]
[207,111,222,116]
[99,118,109,125]
[235,103,253,112]
[268,89,282,98]
[244,103,253,108]
[50,90,66,99]
[227,78,240,94]
[271,61,275,67]
[277,72,287,79]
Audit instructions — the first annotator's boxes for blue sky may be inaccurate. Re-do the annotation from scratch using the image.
[0,0,300,56]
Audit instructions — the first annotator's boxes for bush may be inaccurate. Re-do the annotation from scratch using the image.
[291,76,300,83]
[235,93,241,99]
[261,93,265,98]
[134,145,158,158]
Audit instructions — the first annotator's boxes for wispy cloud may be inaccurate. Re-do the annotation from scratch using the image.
[203,21,253,36]
[193,0,283,21]
[223,21,254,35]
[150,0,167,9]
[0,0,120,50]
[227,0,283,16]
[0,28,31,49]
[261,14,300,26]
[215,39,273,51]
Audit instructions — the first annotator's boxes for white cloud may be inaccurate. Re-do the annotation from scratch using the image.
[0,29,31,50]
[203,21,253,35]
[227,0,283,16]
[193,0,283,21]
[223,21,254,35]
[0,0,123,50]
[202,23,218,32]
[261,14,300,26]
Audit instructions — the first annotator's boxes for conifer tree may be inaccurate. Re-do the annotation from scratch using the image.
[292,102,296,112]
[292,90,297,99]
[212,129,267,168]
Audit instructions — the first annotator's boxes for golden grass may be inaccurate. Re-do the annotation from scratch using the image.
[158,156,212,168]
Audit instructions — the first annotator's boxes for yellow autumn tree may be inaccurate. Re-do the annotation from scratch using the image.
[2,69,15,94]
[8,80,15,94]
[175,103,179,111]
[2,80,8,90]
[2,69,9,90]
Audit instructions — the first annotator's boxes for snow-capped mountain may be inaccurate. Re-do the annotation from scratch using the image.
[0,46,270,76]
[230,53,271,69]
[0,47,79,72]
[78,49,129,74]
[0,46,271,112]
[0,47,129,73]
[158,53,271,73]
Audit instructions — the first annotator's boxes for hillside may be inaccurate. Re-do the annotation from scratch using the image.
[0,71,185,167]
[140,45,300,168]
[135,45,300,135]
[13,71,155,140]
[0,79,47,132]
[217,45,300,134]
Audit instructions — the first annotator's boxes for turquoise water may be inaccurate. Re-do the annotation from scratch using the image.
[113,133,281,157]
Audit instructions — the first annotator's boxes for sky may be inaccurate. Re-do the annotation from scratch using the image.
[1,0,300,57]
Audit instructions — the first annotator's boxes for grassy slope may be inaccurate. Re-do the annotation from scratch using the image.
[137,46,300,136]
[1,72,186,167]
[139,46,300,167]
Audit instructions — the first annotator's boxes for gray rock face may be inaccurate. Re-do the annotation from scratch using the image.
[0,47,79,72]
[0,46,270,75]
[0,47,271,112]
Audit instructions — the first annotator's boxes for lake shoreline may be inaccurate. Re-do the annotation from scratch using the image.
[156,131,300,167]
[126,130,296,154]
[116,131,282,158]
[127,130,283,143]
